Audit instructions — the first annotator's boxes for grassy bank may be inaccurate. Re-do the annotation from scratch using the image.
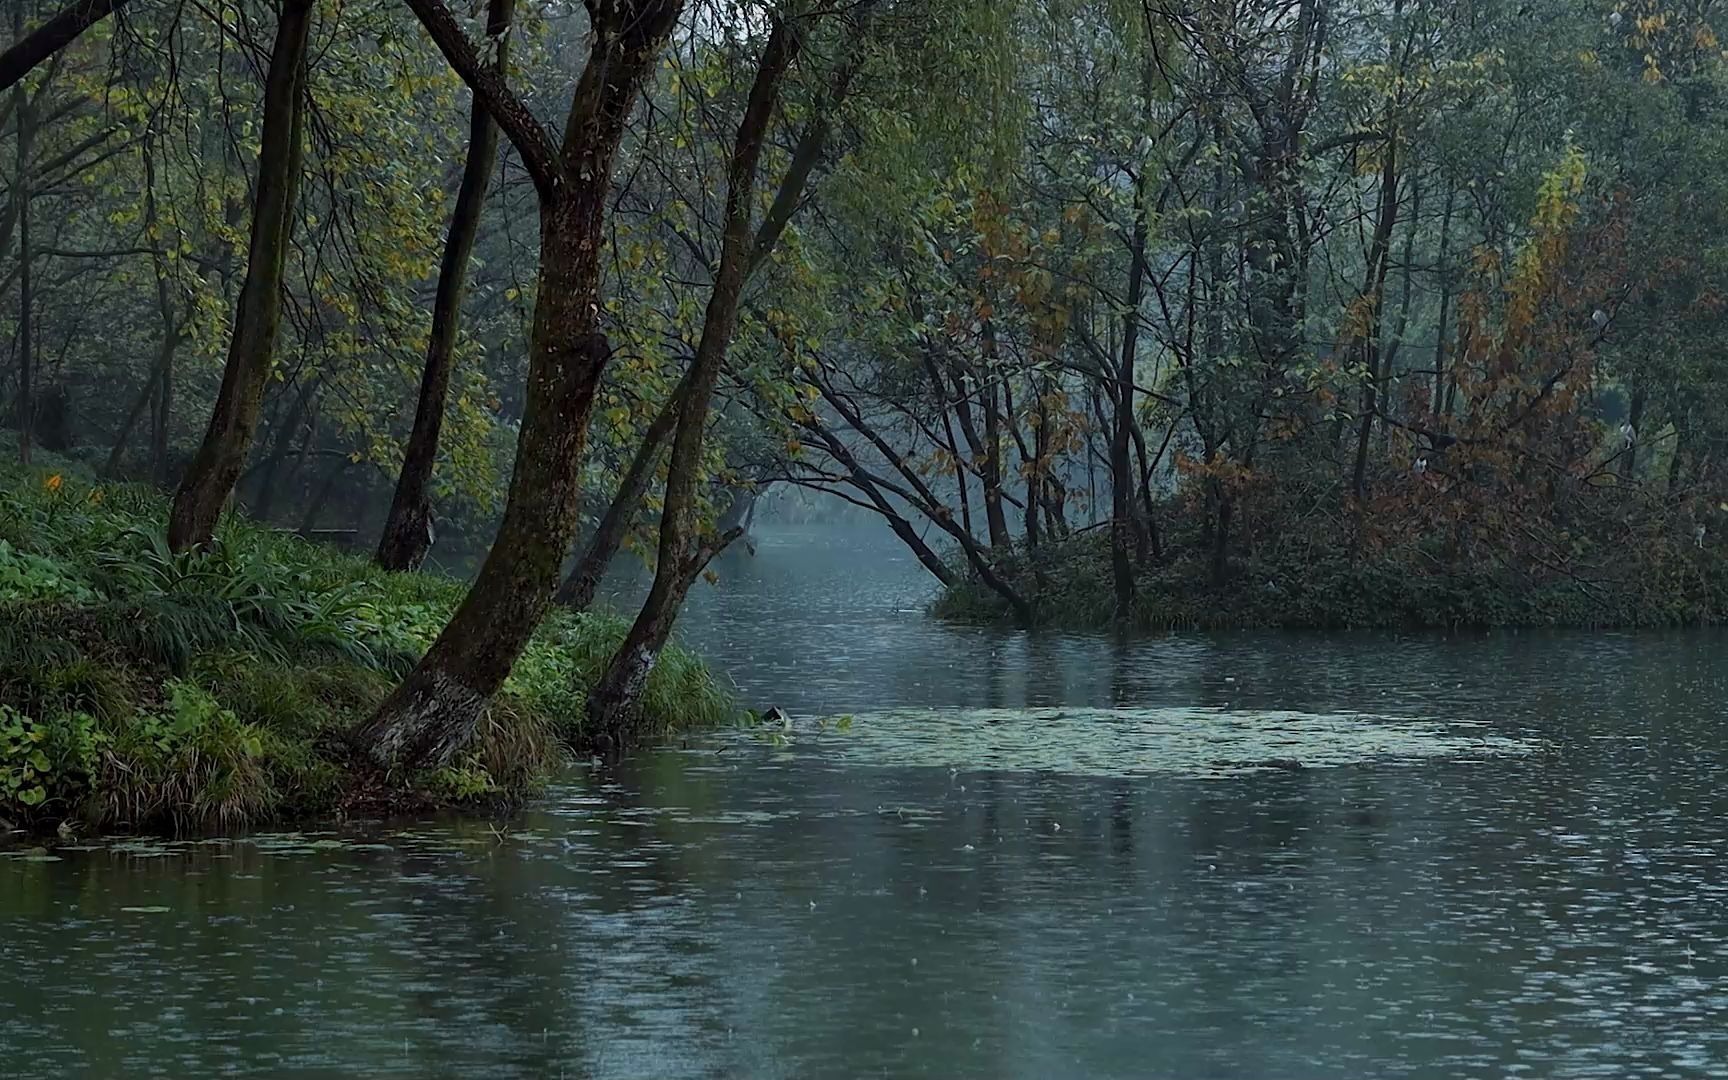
[935,515,1728,632]
[0,456,732,837]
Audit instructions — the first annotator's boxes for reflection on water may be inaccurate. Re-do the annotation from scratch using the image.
[5,525,1728,1078]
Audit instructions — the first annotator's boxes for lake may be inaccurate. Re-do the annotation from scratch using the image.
[4,525,1728,1078]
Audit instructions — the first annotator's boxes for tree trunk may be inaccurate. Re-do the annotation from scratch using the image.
[978,367,1010,547]
[1112,169,1150,617]
[1377,176,1421,443]
[1210,477,1232,586]
[377,0,513,572]
[1349,139,1400,502]
[585,16,801,739]
[1130,419,1164,564]
[297,453,349,536]
[354,0,683,772]
[855,483,955,587]
[167,0,311,550]
[1024,381,1043,550]
[104,325,182,477]
[802,406,1031,621]
[943,397,972,537]
[143,135,179,485]
[1432,182,1455,423]
[151,319,175,484]
[250,376,317,522]
[12,9,34,467]
[554,380,682,611]
[916,340,975,538]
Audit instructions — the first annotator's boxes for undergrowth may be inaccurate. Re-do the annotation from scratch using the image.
[0,455,733,836]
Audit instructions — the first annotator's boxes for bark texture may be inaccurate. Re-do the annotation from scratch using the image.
[355,0,684,771]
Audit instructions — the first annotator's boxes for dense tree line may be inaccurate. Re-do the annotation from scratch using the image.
[4,0,1728,768]
[769,0,1728,625]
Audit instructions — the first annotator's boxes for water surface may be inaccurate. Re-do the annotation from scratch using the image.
[5,525,1728,1078]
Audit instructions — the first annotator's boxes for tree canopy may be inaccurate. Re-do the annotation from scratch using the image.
[6,0,1728,762]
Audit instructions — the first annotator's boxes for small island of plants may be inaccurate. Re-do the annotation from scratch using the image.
[0,459,731,837]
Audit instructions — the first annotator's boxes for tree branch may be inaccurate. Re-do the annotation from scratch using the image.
[399,0,562,198]
[0,0,127,93]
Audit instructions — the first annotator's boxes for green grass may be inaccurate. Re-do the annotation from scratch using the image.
[0,454,734,836]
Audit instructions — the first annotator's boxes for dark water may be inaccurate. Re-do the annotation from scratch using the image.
[5,526,1728,1078]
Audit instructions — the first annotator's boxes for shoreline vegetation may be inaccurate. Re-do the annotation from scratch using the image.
[932,486,1728,632]
[0,458,732,840]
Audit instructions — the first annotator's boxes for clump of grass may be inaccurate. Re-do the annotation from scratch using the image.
[0,454,734,836]
[506,610,737,749]
[93,681,278,833]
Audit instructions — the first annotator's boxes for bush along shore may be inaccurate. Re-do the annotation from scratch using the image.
[933,492,1728,632]
[0,458,732,839]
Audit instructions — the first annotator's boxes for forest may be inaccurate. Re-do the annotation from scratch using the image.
[4,0,1728,831]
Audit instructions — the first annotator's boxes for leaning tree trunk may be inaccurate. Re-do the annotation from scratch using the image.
[584,16,801,740]
[166,0,311,550]
[555,379,683,611]
[377,0,513,572]
[552,4,873,612]
[353,0,684,772]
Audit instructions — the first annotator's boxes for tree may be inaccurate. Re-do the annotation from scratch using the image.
[376,0,514,572]
[166,0,313,550]
[583,10,841,737]
[11,2,36,465]
[353,0,685,770]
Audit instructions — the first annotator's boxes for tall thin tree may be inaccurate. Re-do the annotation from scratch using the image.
[584,14,807,736]
[377,0,515,572]
[167,0,312,550]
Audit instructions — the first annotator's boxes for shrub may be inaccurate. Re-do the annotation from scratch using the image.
[0,705,105,818]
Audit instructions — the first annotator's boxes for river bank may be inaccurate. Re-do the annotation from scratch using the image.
[0,457,731,838]
[933,522,1728,631]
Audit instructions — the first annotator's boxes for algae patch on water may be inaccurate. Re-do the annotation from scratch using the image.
[819,707,1530,779]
